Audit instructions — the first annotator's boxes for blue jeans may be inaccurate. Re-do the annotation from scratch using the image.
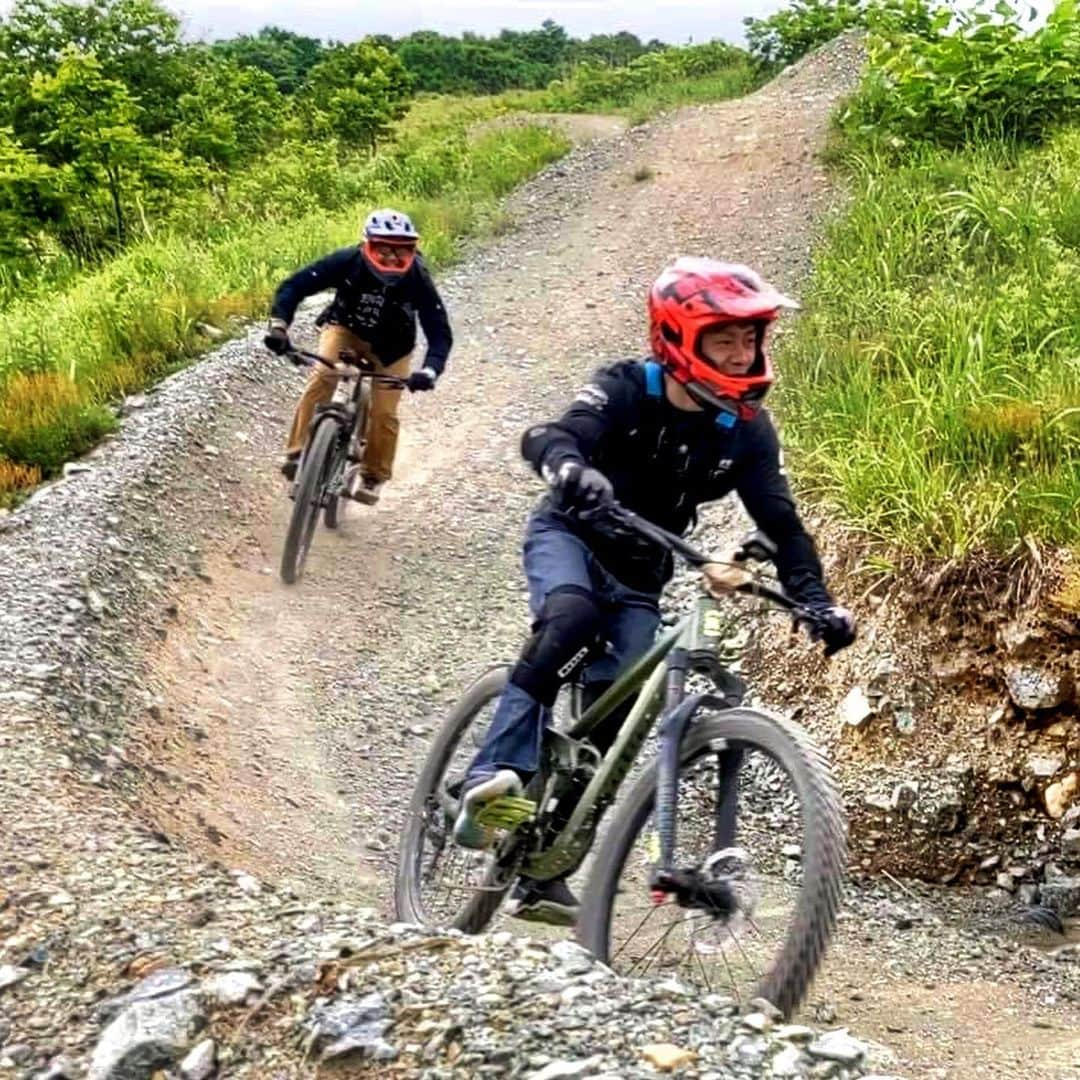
[467,510,660,782]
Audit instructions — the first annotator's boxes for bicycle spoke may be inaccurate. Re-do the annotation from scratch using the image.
[612,903,663,962]
[625,909,690,976]
[725,919,763,981]
[714,930,742,999]
[600,735,813,1009]
[690,922,714,993]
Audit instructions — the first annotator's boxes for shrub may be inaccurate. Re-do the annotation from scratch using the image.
[844,0,1080,148]
[744,0,936,69]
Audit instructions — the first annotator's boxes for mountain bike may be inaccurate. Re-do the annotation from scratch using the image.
[395,502,846,1017]
[279,347,406,585]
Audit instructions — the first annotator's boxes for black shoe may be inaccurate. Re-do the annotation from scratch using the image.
[280,452,300,481]
[507,876,580,927]
[352,475,384,505]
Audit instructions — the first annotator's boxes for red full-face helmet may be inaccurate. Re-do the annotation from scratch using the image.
[648,258,798,417]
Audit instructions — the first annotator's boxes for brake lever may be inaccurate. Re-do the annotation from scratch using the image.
[575,501,618,526]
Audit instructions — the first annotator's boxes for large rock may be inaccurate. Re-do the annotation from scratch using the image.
[0,965,28,991]
[179,1039,216,1080]
[304,992,395,1062]
[807,1028,867,1065]
[1005,664,1074,710]
[910,769,969,835]
[203,970,261,1006]
[88,988,205,1080]
[1041,865,1080,916]
[1028,753,1066,779]
[999,617,1046,658]
[1044,772,1079,820]
[839,686,873,729]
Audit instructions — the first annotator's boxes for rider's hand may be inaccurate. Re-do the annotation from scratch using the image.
[551,462,613,510]
[701,557,752,597]
[264,320,290,356]
[802,603,856,657]
[406,367,436,392]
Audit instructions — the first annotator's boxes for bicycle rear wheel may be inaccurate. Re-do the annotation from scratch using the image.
[280,419,338,585]
[577,704,845,1018]
[395,666,519,933]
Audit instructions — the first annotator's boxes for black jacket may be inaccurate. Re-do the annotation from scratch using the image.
[270,247,453,373]
[521,359,831,603]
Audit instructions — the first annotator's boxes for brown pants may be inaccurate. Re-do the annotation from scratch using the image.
[285,324,411,483]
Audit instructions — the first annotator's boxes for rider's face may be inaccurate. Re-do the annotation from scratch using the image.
[699,322,760,376]
[370,241,415,267]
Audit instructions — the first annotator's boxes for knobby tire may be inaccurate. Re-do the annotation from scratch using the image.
[576,705,846,1018]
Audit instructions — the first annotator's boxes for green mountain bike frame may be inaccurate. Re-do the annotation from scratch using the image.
[521,589,745,881]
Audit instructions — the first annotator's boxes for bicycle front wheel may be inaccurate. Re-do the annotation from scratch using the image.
[280,419,338,585]
[577,704,846,1018]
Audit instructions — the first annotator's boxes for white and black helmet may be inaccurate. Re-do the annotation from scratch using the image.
[363,208,419,242]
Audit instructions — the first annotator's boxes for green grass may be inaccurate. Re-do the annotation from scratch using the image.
[501,64,760,123]
[776,132,1080,559]
[619,68,761,125]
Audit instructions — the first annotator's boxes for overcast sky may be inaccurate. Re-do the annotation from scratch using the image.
[166,0,787,46]
[0,0,1057,45]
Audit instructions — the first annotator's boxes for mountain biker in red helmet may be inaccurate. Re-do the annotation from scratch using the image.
[264,208,452,503]
[453,257,856,926]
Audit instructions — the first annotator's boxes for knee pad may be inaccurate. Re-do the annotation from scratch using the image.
[510,586,603,707]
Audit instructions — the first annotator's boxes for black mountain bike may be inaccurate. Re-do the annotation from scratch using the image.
[396,502,846,1017]
[280,348,407,585]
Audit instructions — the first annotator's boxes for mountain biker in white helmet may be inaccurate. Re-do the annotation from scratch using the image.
[265,208,453,503]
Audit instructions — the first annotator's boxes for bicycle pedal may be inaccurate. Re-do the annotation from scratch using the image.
[474,795,536,830]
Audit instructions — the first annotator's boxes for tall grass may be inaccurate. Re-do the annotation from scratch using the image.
[620,68,761,125]
[501,49,760,120]
[0,122,567,499]
[777,133,1080,557]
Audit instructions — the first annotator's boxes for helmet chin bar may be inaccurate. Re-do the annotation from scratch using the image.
[685,380,740,420]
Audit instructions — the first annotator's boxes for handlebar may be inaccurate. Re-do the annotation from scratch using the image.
[580,501,824,627]
[284,346,408,390]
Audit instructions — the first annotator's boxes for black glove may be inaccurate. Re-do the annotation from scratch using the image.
[551,461,614,510]
[264,322,290,356]
[406,368,436,392]
[802,603,856,657]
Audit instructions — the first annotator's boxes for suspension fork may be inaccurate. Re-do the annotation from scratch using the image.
[654,636,744,875]
[653,641,698,876]
[713,745,744,852]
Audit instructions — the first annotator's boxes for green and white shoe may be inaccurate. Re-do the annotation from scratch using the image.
[452,770,533,850]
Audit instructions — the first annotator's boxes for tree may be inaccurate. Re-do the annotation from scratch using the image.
[0,127,64,258]
[500,19,569,70]
[568,31,654,68]
[174,52,284,169]
[0,0,187,131]
[22,49,183,250]
[210,25,325,94]
[300,39,411,149]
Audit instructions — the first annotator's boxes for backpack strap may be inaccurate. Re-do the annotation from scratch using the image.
[644,360,664,398]
[644,358,739,429]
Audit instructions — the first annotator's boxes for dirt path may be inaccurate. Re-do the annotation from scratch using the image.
[129,51,1080,1080]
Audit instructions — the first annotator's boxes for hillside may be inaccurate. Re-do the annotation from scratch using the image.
[1,29,1079,1080]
